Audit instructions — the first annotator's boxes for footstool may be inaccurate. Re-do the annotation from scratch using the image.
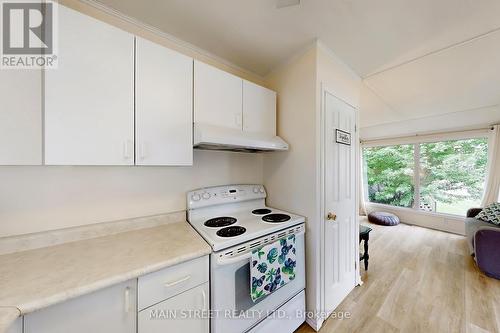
[368,211,400,226]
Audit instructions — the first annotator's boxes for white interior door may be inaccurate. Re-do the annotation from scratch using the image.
[323,91,357,313]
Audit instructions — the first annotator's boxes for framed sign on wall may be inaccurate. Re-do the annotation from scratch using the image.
[335,129,351,146]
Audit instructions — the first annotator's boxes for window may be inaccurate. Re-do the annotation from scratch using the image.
[363,137,489,216]
[419,139,488,215]
[364,145,415,208]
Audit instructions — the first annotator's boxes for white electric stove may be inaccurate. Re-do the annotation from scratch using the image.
[186,184,306,333]
[187,184,304,251]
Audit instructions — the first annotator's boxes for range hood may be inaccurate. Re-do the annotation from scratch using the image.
[194,123,289,152]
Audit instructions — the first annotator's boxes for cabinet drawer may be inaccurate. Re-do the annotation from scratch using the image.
[138,282,209,333]
[138,256,208,311]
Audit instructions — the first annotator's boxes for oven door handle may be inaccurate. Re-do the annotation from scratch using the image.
[216,229,305,266]
[216,252,253,266]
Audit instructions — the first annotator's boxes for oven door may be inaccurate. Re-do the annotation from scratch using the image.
[211,225,305,333]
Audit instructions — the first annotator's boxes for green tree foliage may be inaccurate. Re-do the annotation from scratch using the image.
[363,138,488,210]
[364,145,415,207]
[420,139,488,203]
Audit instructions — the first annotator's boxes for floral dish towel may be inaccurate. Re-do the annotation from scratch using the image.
[250,235,297,302]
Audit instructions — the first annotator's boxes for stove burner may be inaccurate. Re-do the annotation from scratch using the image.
[262,213,291,223]
[252,208,272,215]
[216,226,246,237]
[204,217,237,228]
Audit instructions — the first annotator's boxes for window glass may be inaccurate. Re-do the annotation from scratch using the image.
[419,138,488,216]
[363,145,415,208]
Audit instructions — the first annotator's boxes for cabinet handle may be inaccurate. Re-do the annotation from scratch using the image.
[124,287,131,313]
[122,140,132,160]
[201,289,207,309]
[164,275,191,287]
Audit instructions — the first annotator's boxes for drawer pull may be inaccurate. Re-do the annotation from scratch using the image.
[164,275,191,287]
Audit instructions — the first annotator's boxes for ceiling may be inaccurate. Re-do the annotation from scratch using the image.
[361,29,500,128]
[95,0,500,130]
[93,0,500,77]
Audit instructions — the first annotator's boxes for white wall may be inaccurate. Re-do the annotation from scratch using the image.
[360,105,500,140]
[315,41,362,315]
[359,84,398,128]
[316,42,362,109]
[264,45,318,320]
[365,203,466,235]
[0,1,267,238]
[0,151,263,237]
[264,41,362,329]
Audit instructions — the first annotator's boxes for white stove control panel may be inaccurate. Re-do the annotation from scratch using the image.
[187,184,266,209]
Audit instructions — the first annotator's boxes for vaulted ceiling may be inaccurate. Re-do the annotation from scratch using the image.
[96,0,500,132]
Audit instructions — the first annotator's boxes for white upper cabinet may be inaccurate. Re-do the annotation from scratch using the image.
[194,60,243,130]
[0,70,42,165]
[242,80,277,135]
[135,37,193,166]
[0,69,42,165]
[44,5,134,165]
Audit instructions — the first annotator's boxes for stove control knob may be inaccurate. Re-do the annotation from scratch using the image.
[259,187,265,193]
[191,194,201,202]
[253,187,259,194]
[202,192,211,200]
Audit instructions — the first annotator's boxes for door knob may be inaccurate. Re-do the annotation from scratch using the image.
[327,212,337,221]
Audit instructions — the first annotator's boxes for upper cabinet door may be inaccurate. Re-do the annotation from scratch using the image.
[0,70,42,165]
[242,80,277,136]
[44,5,134,165]
[135,37,193,166]
[194,60,242,130]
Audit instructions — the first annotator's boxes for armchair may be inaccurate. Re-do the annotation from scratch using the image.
[465,208,500,280]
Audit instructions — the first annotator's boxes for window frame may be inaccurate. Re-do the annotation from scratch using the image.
[362,129,491,217]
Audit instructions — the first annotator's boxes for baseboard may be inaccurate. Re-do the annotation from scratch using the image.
[305,317,324,332]
[366,203,466,235]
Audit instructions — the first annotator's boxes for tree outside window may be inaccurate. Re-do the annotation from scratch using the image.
[363,138,488,216]
[363,144,414,208]
[419,138,488,215]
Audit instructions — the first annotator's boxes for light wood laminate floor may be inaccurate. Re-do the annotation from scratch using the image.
[296,220,500,333]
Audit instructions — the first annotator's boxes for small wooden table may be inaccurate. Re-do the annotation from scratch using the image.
[359,225,372,271]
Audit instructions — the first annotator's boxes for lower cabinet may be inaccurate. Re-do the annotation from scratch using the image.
[24,279,136,333]
[138,282,209,333]
[15,256,209,333]
[5,317,22,333]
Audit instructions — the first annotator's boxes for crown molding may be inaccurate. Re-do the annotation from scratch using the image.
[264,39,319,79]
[76,0,264,81]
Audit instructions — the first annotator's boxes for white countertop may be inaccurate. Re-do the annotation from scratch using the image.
[0,221,211,332]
